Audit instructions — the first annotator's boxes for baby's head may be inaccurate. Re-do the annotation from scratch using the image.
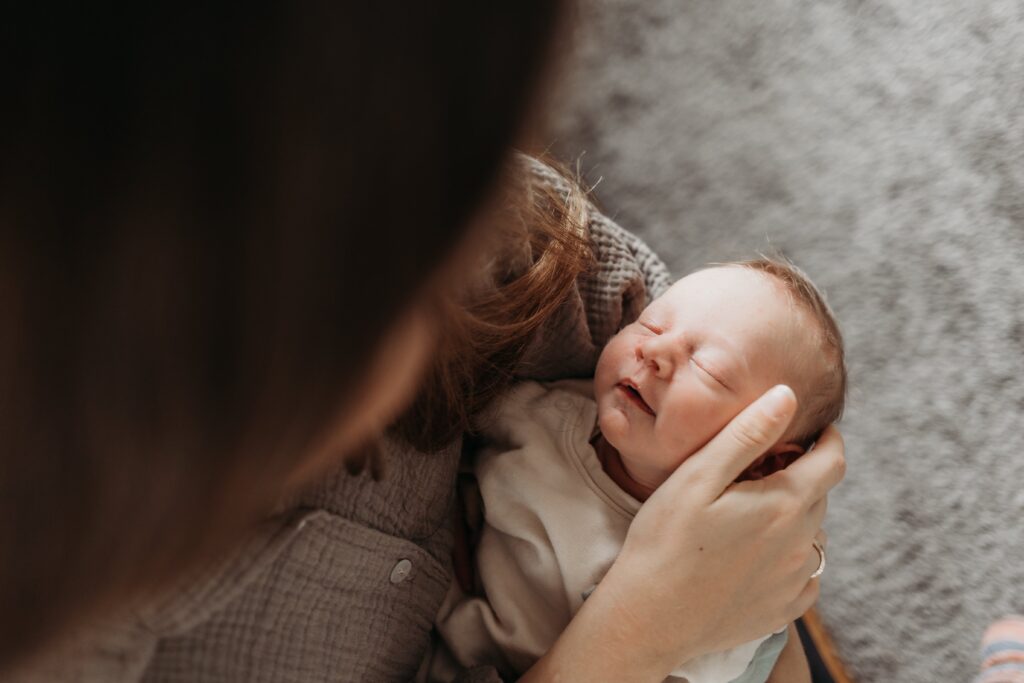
[593,258,846,488]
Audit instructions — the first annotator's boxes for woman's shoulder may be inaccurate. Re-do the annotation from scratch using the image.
[513,154,672,380]
[519,152,670,298]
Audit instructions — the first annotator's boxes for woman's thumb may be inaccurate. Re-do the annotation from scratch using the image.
[670,385,798,498]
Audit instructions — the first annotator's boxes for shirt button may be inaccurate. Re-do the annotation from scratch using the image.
[389,559,413,584]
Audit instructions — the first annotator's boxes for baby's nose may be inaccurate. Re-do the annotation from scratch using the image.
[636,338,672,377]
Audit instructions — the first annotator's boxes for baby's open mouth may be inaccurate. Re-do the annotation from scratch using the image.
[617,382,655,416]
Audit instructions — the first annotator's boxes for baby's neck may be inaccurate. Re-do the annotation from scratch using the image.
[591,434,662,502]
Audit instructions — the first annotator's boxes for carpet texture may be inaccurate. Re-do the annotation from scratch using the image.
[549,2,1024,682]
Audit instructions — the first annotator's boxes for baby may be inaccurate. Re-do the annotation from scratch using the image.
[428,258,847,683]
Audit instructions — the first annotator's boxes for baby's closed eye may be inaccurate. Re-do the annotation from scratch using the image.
[691,356,730,390]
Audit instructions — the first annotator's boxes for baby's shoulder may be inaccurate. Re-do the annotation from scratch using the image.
[469,380,596,476]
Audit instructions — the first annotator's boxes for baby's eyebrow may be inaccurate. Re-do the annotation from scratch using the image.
[695,328,737,354]
[640,301,666,318]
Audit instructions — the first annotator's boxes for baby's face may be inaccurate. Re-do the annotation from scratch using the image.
[594,266,811,475]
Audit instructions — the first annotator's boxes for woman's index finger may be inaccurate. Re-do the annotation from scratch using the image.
[772,423,846,505]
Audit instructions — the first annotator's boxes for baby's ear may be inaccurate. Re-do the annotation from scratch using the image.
[738,442,806,481]
[766,442,806,472]
[768,442,805,458]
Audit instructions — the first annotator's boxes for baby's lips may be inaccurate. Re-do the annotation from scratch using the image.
[631,385,657,416]
[621,377,656,415]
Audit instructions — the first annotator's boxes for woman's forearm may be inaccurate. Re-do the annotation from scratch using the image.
[519,575,689,682]
[765,623,811,683]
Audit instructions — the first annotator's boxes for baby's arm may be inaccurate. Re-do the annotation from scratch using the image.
[765,624,811,683]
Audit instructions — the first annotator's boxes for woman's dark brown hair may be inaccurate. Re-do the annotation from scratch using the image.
[0,2,569,670]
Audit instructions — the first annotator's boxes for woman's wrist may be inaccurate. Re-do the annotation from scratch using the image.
[521,566,695,682]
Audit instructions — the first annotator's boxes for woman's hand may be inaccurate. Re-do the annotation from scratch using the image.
[523,385,845,682]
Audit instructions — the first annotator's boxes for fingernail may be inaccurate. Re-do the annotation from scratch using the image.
[764,385,795,419]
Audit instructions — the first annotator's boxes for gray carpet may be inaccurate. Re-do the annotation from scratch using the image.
[549,2,1024,681]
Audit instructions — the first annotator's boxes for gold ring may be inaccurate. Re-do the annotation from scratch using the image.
[810,540,826,579]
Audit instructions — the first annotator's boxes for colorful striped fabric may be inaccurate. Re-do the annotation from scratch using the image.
[975,617,1024,683]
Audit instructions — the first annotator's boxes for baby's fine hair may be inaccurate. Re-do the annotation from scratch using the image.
[720,256,847,449]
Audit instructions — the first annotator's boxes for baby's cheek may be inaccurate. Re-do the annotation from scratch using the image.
[654,425,697,466]
[688,395,742,441]
[595,333,628,373]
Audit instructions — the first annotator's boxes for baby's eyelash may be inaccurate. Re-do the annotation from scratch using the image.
[691,358,729,389]
[639,320,663,334]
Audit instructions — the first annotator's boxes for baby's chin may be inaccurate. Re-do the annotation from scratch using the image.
[596,407,629,445]
[597,410,667,465]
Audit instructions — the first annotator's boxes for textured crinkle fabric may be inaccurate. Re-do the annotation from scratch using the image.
[549,2,1024,681]
[13,156,670,682]
[145,511,453,683]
